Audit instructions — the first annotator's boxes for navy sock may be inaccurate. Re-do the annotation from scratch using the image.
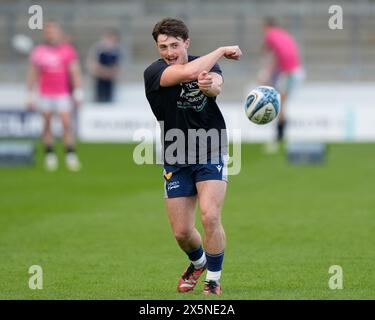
[206,252,224,272]
[186,245,204,262]
[277,120,286,141]
[65,145,76,154]
[45,145,54,154]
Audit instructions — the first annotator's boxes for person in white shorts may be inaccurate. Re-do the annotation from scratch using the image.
[258,17,305,153]
[26,20,83,171]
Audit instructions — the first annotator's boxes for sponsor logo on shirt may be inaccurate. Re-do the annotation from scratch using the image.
[177,81,208,112]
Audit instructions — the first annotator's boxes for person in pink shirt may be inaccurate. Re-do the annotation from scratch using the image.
[27,20,83,171]
[259,17,305,153]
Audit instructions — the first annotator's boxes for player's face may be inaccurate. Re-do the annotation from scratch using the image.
[103,34,118,48]
[43,22,63,45]
[156,35,189,65]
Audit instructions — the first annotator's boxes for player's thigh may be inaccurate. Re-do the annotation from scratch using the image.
[165,196,197,233]
[196,180,227,216]
[163,165,198,231]
[286,69,304,97]
[57,95,73,126]
[41,112,53,129]
[278,70,303,100]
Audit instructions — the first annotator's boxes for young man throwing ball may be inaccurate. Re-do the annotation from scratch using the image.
[144,17,242,295]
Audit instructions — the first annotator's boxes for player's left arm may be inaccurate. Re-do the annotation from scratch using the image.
[197,71,223,97]
[69,60,84,106]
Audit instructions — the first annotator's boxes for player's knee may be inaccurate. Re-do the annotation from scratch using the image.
[174,228,193,243]
[42,124,52,135]
[60,114,72,129]
[62,122,73,133]
[201,210,221,232]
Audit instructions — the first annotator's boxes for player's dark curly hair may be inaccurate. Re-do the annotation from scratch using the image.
[152,17,189,42]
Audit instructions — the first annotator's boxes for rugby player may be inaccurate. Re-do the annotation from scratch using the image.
[144,17,242,295]
[27,20,83,171]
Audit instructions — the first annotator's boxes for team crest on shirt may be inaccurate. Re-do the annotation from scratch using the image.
[177,81,208,112]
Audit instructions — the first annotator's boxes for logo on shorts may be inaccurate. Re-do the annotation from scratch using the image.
[216,165,222,173]
[167,181,180,191]
[164,172,173,180]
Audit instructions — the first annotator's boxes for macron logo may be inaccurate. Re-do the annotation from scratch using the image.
[216,165,222,173]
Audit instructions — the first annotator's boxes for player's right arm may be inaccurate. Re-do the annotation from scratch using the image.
[26,63,38,110]
[160,46,242,87]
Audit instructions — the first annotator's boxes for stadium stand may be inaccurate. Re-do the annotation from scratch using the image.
[0,0,374,101]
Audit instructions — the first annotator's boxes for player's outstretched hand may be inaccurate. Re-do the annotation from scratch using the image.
[72,88,84,108]
[223,46,242,60]
[197,71,213,92]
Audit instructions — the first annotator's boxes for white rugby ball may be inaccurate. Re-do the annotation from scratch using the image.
[244,86,281,125]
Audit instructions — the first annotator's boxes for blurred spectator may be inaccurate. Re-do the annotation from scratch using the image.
[258,17,305,153]
[87,29,121,103]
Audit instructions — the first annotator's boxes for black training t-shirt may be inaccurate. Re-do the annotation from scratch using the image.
[144,55,228,166]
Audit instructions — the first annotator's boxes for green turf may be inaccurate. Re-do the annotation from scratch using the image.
[0,143,374,299]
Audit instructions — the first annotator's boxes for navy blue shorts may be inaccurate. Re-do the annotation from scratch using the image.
[163,157,228,199]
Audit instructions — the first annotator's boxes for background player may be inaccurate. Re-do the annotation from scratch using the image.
[26,20,83,171]
[87,28,121,103]
[258,17,304,153]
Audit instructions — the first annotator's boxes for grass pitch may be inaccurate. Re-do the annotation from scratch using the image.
[0,143,374,299]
